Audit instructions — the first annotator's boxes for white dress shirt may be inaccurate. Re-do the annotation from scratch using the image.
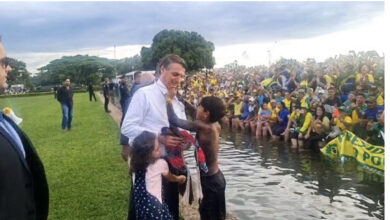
[121,79,186,153]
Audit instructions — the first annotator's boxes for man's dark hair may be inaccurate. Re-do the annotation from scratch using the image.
[130,131,156,172]
[159,54,187,70]
[134,71,142,79]
[356,92,365,97]
[200,96,225,123]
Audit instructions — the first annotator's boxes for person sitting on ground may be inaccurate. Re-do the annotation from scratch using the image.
[239,97,250,130]
[130,131,186,220]
[245,97,259,133]
[256,102,273,138]
[290,106,313,148]
[304,105,330,149]
[271,102,290,139]
[228,97,243,130]
[166,92,227,220]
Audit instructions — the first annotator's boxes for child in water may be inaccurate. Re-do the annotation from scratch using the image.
[130,131,186,220]
[166,88,227,220]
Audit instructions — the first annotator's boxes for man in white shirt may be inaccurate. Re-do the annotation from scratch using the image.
[121,54,187,220]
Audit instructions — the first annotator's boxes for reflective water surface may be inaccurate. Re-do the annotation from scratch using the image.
[185,129,384,220]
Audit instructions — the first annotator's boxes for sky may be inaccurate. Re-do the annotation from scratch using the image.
[0,1,385,74]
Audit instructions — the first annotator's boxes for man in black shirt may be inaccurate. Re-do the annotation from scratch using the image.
[57,78,74,131]
[88,82,97,102]
[103,78,111,113]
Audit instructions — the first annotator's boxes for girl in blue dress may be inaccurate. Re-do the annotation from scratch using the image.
[130,131,186,220]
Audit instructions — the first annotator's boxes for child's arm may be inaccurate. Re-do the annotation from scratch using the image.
[162,172,186,184]
[167,99,212,132]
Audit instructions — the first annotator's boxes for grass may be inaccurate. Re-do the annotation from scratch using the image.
[0,93,130,220]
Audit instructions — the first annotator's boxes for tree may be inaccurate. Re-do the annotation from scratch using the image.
[141,30,215,71]
[37,55,116,86]
[6,58,33,89]
[116,55,143,75]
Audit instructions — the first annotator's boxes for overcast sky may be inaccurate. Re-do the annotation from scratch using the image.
[0,1,385,73]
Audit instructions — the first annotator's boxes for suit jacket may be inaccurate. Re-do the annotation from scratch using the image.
[0,114,49,220]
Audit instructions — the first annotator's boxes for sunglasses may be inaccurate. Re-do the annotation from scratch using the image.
[0,57,10,67]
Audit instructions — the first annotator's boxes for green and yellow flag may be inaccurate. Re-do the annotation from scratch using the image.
[321,131,384,174]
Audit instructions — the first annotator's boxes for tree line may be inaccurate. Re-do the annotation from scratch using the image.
[7,29,216,88]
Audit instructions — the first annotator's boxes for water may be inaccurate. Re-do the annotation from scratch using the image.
[184,129,384,220]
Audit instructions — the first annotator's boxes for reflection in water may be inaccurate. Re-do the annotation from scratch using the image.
[184,128,384,220]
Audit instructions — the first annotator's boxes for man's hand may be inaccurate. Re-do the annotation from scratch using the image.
[158,134,184,148]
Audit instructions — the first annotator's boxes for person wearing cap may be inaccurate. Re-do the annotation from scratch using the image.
[333,106,353,132]
[0,36,49,220]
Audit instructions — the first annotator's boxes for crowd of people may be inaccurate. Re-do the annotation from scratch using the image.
[179,52,384,148]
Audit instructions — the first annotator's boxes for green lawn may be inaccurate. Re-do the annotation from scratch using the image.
[0,93,130,220]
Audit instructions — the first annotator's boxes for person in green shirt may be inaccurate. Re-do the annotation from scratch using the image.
[366,111,384,146]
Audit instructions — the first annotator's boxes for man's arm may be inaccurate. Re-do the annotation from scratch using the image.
[121,89,148,144]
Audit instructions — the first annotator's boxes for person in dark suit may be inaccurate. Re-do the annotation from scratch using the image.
[102,78,111,113]
[88,82,97,102]
[0,36,49,220]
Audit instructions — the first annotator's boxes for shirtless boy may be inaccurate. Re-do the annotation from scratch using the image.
[166,88,226,220]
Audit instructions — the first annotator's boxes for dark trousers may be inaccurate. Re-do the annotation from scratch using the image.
[199,170,226,220]
[162,178,179,220]
[104,96,109,112]
[89,92,96,101]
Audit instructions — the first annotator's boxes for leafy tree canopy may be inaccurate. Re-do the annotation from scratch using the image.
[7,57,33,89]
[37,55,116,86]
[141,29,215,71]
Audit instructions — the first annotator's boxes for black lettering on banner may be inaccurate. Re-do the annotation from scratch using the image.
[371,147,384,154]
[363,152,370,161]
[371,156,382,166]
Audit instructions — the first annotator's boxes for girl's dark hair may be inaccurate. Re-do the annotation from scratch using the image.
[315,105,325,121]
[130,131,156,172]
[200,96,226,123]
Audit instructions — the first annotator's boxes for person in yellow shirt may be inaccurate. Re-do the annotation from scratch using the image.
[333,106,353,131]
[227,97,243,129]
[355,64,374,85]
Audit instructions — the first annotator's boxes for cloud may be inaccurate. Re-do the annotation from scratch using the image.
[0,2,384,52]
[1,2,384,73]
